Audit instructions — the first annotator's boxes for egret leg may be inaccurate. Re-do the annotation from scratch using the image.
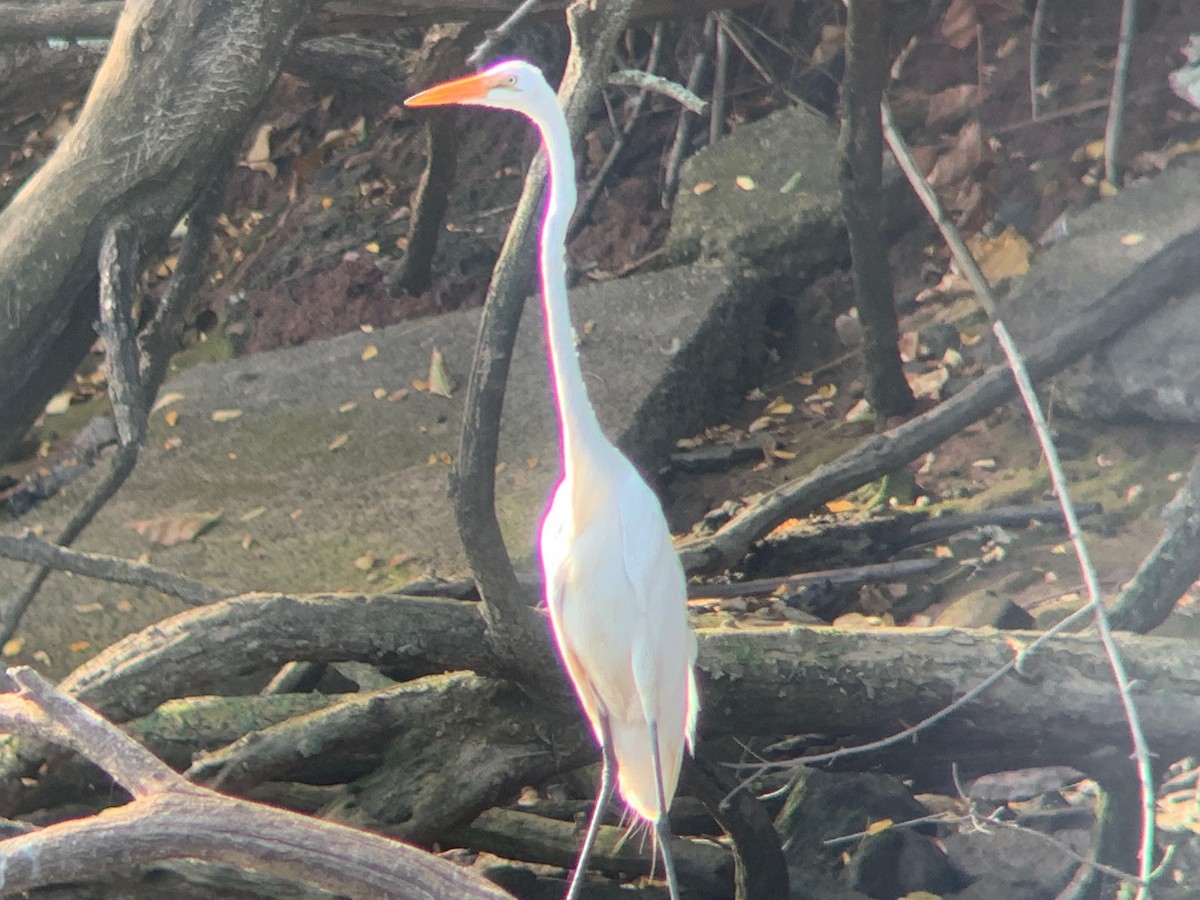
[565,717,616,900]
[648,722,681,900]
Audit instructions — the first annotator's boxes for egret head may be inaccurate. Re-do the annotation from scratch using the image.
[404,59,553,114]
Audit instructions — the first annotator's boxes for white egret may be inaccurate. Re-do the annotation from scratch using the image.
[406,60,700,900]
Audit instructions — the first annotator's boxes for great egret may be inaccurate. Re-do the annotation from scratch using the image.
[406,60,700,900]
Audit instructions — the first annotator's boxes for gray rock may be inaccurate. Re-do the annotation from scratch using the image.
[995,157,1200,424]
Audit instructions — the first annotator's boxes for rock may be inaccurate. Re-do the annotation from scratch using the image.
[995,157,1200,424]
[666,104,914,280]
[941,825,1090,899]
[775,768,956,899]
[934,589,1035,630]
[847,827,967,899]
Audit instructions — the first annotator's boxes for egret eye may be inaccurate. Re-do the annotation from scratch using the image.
[505,75,518,87]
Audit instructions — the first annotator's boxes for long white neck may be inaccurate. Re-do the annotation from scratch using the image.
[531,96,606,477]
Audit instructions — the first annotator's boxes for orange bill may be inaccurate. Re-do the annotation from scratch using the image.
[405,71,493,108]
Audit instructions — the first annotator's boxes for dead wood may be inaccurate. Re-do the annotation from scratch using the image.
[189,672,594,843]
[1108,448,1200,633]
[839,0,912,417]
[678,220,1200,575]
[57,592,491,722]
[13,596,1200,832]
[0,0,756,44]
[0,667,515,899]
[0,0,306,463]
[455,807,733,898]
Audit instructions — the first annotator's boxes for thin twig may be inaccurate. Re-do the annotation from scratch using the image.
[607,69,709,115]
[880,94,1156,896]
[709,14,730,145]
[571,23,664,236]
[1029,0,1048,120]
[663,15,716,206]
[466,0,546,70]
[1103,0,1138,188]
[0,531,225,606]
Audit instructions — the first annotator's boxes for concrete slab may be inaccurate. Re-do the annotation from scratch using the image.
[1,261,767,674]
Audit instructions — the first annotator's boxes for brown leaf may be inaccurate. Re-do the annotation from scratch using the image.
[925,85,979,127]
[940,0,978,49]
[126,511,222,547]
[928,120,984,187]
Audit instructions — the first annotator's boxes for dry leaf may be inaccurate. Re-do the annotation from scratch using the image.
[74,602,103,614]
[354,552,377,571]
[693,181,716,195]
[44,391,73,415]
[907,366,949,400]
[765,396,794,415]
[240,507,267,522]
[428,346,456,398]
[844,398,874,422]
[735,175,756,191]
[748,415,773,433]
[361,345,379,361]
[967,226,1033,284]
[243,125,276,179]
[163,437,183,450]
[328,432,350,451]
[69,641,90,653]
[152,391,185,412]
[388,388,410,402]
[1120,232,1145,246]
[866,819,893,836]
[126,511,222,547]
[934,544,954,559]
[365,242,380,254]
[928,120,984,187]
[3,637,24,657]
[926,84,979,127]
[211,409,242,423]
[940,0,978,49]
[338,401,358,413]
[826,499,855,513]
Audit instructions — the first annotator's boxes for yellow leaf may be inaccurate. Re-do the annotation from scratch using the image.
[354,553,377,571]
[328,433,350,451]
[967,226,1033,284]
[934,545,955,559]
[152,391,185,412]
[692,181,716,195]
[361,344,379,362]
[735,175,756,191]
[826,499,855,513]
[748,415,773,433]
[1120,232,1145,246]
[164,409,179,427]
[69,641,90,653]
[211,409,242,423]
[2,637,24,657]
[866,819,893,836]
[1083,138,1105,160]
[365,242,380,254]
[338,401,357,413]
[772,448,797,460]
[163,437,182,450]
[240,507,267,522]
[439,451,453,464]
[373,387,388,399]
[290,508,304,520]
[428,346,456,398]
[795,372,814,386]
[321,197,333,209]
[388,388,410,402]
[44,391,73,415]
[765,396,794,415]
[427,453,438,466]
